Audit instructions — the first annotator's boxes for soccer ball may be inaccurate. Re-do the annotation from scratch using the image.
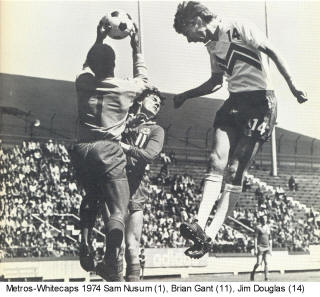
[100,10,134,40]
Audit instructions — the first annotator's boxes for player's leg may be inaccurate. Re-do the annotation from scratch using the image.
[181,127,237,249]
[263,251,270,281]
[125,210,144,281]
[79,192,99,271]
[205,136,262,241]
[197,127,237,228]
[97,178,129,281]
[251,253,262,281]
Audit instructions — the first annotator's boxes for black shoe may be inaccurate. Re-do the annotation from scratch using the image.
[79,243,95,272]
[180,222,211,246]
[184,239,211,259]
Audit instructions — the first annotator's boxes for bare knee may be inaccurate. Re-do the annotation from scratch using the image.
[208,152,228,174]
[225,161,239,184]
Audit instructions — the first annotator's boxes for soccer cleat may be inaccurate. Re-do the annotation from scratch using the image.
[180,222,212,259]
[184,239,212,259]
[79,243,95,272]
[180,222,211,246]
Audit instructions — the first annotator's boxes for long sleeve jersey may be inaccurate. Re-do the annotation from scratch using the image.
[75,53,148,142]
[122,120,164,197]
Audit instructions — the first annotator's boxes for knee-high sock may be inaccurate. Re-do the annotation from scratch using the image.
[197,173,223,229]
[205,183,242,240]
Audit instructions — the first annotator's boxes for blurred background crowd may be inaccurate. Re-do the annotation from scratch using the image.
[0,140,319,258]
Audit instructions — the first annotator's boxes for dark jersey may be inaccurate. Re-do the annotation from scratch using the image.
[122,120,164,201]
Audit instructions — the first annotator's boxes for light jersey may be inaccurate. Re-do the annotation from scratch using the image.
[206,18,273,93]
[75,53,148,142]
[256,224,271,248]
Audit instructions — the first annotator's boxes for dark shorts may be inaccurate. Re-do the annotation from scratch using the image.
[127,171,149,213]
[70,139,127,187]
[213,90,277,142]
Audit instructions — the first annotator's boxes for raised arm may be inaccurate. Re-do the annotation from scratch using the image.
[130,25,148,82]
[173,73,223,109]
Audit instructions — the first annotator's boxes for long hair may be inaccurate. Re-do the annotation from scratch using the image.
[129,86,166,116]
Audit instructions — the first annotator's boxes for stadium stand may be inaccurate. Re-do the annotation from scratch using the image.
[1,139,319,260]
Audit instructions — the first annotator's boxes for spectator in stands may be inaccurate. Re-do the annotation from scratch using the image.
[288,176,298,191]
[242,176,252,192]
[255,186,264,207]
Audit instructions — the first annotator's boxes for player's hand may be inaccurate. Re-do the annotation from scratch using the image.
[295,91,308,104]
[130,23,140,53]
[120,142,131,153]
[291,86,308,104]
[96,20,110,43]
[173,94,186,109]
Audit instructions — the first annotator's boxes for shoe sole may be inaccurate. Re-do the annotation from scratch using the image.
[180,223,204,245]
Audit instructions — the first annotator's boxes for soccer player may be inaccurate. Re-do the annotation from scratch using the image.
[172,1,308,258]
[250,216,272,281]
[121,87,165,281]
[89,87,164,281]
[71,22,150,280]
[139,248,146,280]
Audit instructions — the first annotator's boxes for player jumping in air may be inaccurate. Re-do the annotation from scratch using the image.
[172,1,307,258]
[71,22,150,281]
[250,216,272,281]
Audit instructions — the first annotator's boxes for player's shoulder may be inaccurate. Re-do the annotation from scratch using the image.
[228,17,256,30]
[150,124,165,136]
[141,123,164,135]
[222,17,260,35]
[75,68,95,90]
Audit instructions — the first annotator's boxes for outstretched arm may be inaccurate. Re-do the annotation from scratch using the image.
[130,24,148,82]
[259,45,307,104]
[173,73,223,109]
[82,22,110,69]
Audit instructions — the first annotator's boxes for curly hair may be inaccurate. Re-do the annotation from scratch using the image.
[173,1,216,34]
[129,86,165,115]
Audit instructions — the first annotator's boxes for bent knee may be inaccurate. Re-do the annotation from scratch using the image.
[225,162,238,183]
[208,152,228,173]
[225,160,246,185]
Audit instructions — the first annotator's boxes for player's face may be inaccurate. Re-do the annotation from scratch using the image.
[182,16,209,43]
[141,94,161,118]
